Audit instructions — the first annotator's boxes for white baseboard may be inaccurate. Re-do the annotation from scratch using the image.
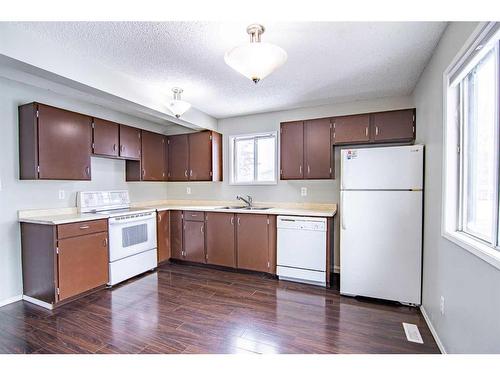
[420,305,447,354]
[0,295,22,308]
[22,295,53,310]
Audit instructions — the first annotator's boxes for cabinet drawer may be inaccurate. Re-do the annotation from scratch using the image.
[183,211,205,222]
[57,219,108,239]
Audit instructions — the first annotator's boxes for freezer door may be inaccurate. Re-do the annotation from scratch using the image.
[341,145,423,190]
[340,190,422,305]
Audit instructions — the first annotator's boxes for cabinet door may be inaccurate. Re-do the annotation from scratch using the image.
[304,118,332,179]
[189,131,212,181]
[37,104,92,180]
[170,211,183,260]
[236,214,270,273]
[119,125,141,160]
[57,232,108,301]
[141,131,166,181]
[280,121,304,179]
[206,212,235,268]
[168,134,189,181]
[372,109,415,143]
[93,118,119,157]
[163,136,169,181]
[332,114,370,145]
[183,220,206,263]
[157,211,171,263]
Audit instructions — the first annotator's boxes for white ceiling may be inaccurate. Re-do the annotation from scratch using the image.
[10,22,446,119]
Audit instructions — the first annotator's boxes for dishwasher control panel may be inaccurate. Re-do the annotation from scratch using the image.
[276,216,327,231]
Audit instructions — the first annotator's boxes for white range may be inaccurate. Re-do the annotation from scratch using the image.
[77,190,157,286]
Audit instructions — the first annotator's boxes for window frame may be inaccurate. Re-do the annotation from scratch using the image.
[228,131,278,186]
[442,22,500,270]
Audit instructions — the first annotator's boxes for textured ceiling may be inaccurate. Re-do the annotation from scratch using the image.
[11,22,446,119]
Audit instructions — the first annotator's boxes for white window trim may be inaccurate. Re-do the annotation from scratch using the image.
[228,131,278,186]
[442,22,500,271]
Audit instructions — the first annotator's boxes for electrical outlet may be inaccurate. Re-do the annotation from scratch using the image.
[440,296,445,315]
[186,187,191,195]
[58,190,65,200]
[301,187,307,197]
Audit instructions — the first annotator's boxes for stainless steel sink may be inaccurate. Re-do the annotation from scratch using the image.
[218,206,272,210]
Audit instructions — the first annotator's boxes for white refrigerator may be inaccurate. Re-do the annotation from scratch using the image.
[340,145,423,305]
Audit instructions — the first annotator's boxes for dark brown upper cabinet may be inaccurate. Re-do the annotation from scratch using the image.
[206,212,236,268]
[280,119,333,180]
[141,131,166,181]
[280,121,304,179]
[19,103,92,180]
[168,134,190,181]
[92,118,119,157]
[332,114,370,145]
[119,125,141,160]
[168,130,222,182]
[304,119,333,179]
[372,109,415,143]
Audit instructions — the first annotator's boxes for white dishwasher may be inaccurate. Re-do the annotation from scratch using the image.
[277,216,327,287]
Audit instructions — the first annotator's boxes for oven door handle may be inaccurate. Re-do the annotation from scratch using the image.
[108,215,155,225]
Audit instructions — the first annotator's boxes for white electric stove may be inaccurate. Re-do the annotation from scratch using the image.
[77,190,157,286]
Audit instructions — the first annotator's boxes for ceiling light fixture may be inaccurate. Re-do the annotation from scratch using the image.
[167,87,191,118]
[224,24,287,84]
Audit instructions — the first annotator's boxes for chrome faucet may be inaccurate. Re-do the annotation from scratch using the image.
[236,195,253,208]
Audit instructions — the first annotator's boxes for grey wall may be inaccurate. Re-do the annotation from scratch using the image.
[167,95,414,272]
[0,76,174,303]
[414,22,500,353]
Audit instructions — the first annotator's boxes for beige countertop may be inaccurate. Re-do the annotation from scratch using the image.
[18,200,337,225]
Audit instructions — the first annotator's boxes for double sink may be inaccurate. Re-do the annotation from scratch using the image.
[217,206,272,211]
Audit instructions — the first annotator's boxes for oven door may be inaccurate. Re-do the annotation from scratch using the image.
[108,212,157,262]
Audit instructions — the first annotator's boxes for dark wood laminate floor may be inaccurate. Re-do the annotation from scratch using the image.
[0,263,440,354]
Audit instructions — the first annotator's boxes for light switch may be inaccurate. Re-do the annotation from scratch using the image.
[58,190,65,200]
[186,187,191,195]
[301,187,307,197]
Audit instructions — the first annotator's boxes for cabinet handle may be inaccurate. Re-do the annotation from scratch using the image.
[120,145,124,152]
[85,166,90,176]
[230,217,234,225]
[103,238,108,247]
[299,165,302,174]
[79,225,90,230]
[307,165,310,175]
[237,217,240,225]
[113,144,117,151]
[201,225,204,234]
[365,127,368,137]
[184,170,188,177]
[190,170,193,177]
[142,169,146,178]
[375,126,379,136]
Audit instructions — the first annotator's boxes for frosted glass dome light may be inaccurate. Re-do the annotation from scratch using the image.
[224,24,287,84]
[167,88,191,118]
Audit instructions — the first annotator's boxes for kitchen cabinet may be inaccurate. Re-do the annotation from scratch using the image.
[280,121,304,179]
[20,219,109,307]
[157,210,171,263]
[304,118,333,179]
[168,134,189,181]
[183,214,206,263]
[92,118,119,157]
[119,125,141,160]
[372,109,415,143]
[332,114,370,145]
[280,119,333,180]
[19,103,92,180]
[141,131,167,181]
[168,131,223,182]
[206,212,236,268]
[236,214,273,273]
[170,210,184,260]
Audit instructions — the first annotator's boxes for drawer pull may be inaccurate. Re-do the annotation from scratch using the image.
[79,225,90,230]
[103,238,108,247]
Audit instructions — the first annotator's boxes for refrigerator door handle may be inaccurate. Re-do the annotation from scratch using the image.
[341,192,346,230]
[341,152,345,190]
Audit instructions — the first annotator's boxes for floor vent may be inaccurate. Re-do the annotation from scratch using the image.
[402,322,423,344]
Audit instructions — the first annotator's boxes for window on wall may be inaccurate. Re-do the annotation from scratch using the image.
[229,132,277,185]
[444,22,500,267]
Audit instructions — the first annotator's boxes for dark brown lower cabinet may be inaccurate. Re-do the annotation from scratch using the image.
[57,232,108,301]
[157,210,171,263]
[206,212,236,268]
[170,211,184,260]
[183,220,206,263]
[20,219,109,307]
[236,214,272,273]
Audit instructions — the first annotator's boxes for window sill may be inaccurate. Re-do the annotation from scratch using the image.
[443,231,500,271]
